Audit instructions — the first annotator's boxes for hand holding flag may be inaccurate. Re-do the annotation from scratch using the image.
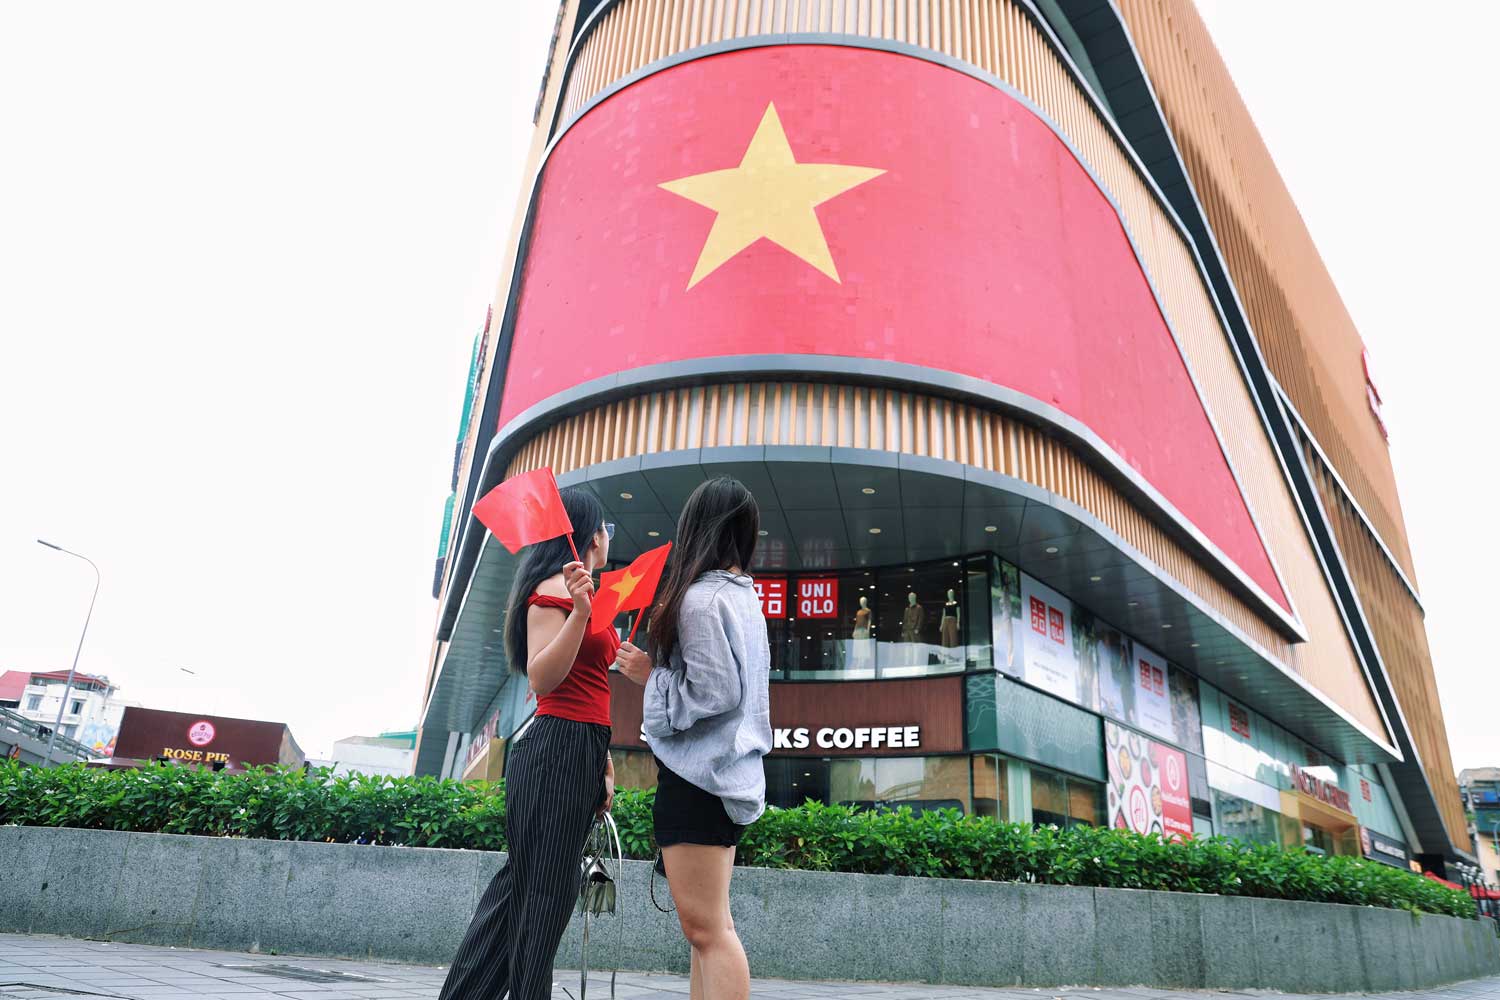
[471,467,578,559]
[590,542,672,638]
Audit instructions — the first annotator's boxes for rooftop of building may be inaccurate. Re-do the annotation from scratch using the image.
[1461,768,1500,784]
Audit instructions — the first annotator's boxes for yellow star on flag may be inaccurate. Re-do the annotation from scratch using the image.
[609,567,644,601]
[659,103,885,289]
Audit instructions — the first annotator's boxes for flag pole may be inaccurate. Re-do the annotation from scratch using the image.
[566,534,581,563]
[627,609,644,644]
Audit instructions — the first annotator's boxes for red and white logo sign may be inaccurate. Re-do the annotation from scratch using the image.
[187,720,216,747]
[797,578,838,619]
[1164,752,1183,793]
[754,578,787,618]
[1030,597,1066,644]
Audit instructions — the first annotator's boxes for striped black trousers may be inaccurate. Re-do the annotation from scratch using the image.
[440,714,611,1000]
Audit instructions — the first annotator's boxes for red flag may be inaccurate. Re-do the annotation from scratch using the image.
[472,468,574,555]
[590,542,672,634]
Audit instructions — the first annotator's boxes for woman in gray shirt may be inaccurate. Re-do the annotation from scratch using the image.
[616,477,769,1000]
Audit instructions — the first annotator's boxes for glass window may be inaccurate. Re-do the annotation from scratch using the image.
[874,561,972,677]
[1031,764,1102,829]
[971,755,1007,819]
[767,755,979,816]
[70,700,83,716]
[609,749,658,791]
[1212,789,1285,847]
[26,695,41,711]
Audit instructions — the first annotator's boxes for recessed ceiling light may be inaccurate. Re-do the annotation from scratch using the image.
[647,530,660,537]
[1127,601,1139,607]
[619,492,633,500]
[1162,623,1173,629]
[953,561,960,567]
[1045,546,1059,554]
[868,527,882,535]
[1190,642,1200,648]
[1089,575,1102,583]
[984,525,998,533]
[804,772,812,777]
[758,530,768,536]
[862,487,876,495]
[1216,659,1227,665]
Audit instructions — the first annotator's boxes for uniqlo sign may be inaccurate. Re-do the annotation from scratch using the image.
[1029,596,1065,646]
[754,578,787,618]
[797,578,838,618]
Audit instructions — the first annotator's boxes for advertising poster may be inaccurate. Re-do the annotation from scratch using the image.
[992,560,1022,678]
[1133,643,1174,741]
[1106,719,1194,840]
[1019,574,1078,702]
[1169,666,1204,754]
[1096,626,1133,722]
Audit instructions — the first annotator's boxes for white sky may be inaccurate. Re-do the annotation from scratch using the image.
[1,3,1493,773]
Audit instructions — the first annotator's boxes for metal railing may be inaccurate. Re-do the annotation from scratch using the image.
[0,705,94,762]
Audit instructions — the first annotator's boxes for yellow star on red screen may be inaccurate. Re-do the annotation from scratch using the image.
[659,102,885,289]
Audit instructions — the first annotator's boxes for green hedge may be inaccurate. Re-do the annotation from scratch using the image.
[0,761,1474,919]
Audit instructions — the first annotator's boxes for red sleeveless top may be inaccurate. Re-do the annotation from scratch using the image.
[526,593,617,728]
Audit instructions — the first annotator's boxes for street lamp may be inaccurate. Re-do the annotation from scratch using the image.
[36,540,100,767]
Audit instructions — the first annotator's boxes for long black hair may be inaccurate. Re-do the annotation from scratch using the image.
[503,485,605,674]
[649,476,759,666]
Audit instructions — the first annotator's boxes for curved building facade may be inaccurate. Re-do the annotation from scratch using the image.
[416,0,1471,871]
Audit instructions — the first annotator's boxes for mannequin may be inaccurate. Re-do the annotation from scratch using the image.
[940,588,961,648]
[852,596,872,640]
[901,591,925,643]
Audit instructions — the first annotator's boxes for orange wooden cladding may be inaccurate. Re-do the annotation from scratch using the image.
[529,0,1389,742]
[1117,0,1464,857]
[1116,0,1416,584]
[1301,432,1470,848]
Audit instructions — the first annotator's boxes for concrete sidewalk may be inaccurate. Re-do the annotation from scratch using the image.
[3,933,1499,1000]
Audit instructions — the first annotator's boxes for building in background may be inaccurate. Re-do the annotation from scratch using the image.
[95,707,306,772]
[325,730,417,778]
[415,0,1472,873]
[0,669,127,757]
[1462,769,1500,884]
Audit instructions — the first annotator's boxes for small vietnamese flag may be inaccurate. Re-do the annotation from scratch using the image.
[590,542,672,635]
[472,468,574,555]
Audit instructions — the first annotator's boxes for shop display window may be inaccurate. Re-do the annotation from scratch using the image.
[765,754,977,816]
[1031,763,1104,829]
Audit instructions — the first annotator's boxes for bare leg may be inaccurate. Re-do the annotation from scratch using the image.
[689,947,703,1000]
[664,844,748,1000]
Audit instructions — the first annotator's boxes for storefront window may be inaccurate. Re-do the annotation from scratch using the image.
[769,556,993,681]
[610,749,658,791]
[1031,764,1103,828]
[972,755,1007,819]
[1212,789,1287,847]
[765,755,976,816]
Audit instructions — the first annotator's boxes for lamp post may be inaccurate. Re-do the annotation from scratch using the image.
[36,540,100,767]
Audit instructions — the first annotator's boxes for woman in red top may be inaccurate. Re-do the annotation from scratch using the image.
[440,486,618,1000]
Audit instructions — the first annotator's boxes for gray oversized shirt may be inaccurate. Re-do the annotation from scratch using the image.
[641,570,771,825]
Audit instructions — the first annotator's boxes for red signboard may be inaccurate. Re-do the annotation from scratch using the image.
[1228,701,1251,740]
[797,578,838,619]
[499,43,1288,613]
[1361,778,1372,802]
[1105,720,1193,841]
[755,578,787,618]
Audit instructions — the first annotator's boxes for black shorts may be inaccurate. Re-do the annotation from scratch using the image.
[652,756,745,849]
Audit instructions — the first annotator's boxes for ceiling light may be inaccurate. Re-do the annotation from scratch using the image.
[1127,601,1139,607]
[647,530,660,537]
[758,530,768,536]
[1190,642,1200,648]
[619,492,633,500]
[984,525,998,533]
[862,487,876,495]
[1162,623,1173,629]
[1045,546,1059,554]
[868,527,882,535]
[1089,575,1102,583]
